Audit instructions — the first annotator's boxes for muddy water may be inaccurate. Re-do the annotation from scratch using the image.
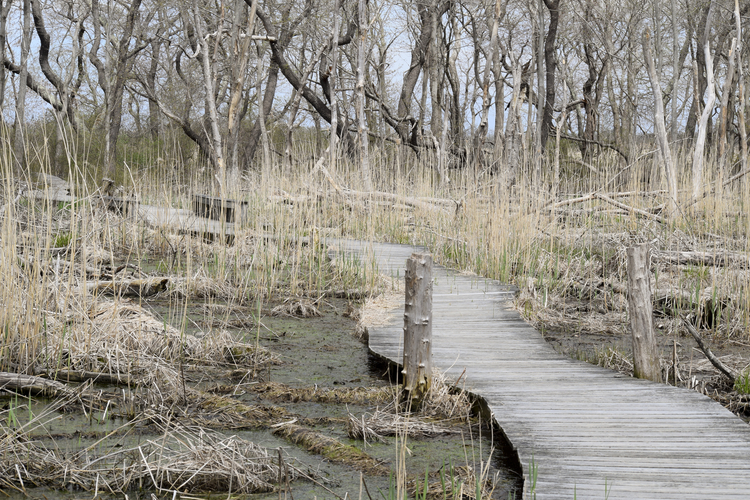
[2,297,522,499]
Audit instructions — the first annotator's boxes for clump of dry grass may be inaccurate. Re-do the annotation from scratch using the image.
[0,402,285,494]
[347,409,460,443]
[271,298,321,317]
[346,370,472,443]
[122,412,284,493]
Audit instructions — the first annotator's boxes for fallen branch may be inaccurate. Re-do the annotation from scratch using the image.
[683,318,737,384]
[593,193,664,223]
[547,191,665,223]
[311,155,455,215]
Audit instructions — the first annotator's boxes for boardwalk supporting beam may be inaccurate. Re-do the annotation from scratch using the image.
[627,244,662,382]
[402,252,433,409]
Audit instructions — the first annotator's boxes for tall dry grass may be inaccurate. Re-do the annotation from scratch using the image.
[3,128,750,377]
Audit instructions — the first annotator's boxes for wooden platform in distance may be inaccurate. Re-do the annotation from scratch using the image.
[332,239,750,500]
[138,204,236,244]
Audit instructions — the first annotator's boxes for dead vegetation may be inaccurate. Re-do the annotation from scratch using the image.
[510,210,750,419]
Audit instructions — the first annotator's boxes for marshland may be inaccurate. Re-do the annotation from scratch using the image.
[2,0,750,498]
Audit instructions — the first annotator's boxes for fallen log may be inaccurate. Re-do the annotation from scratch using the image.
[36,368,134,386]
[86,277,169,298]
[0,372,74,397]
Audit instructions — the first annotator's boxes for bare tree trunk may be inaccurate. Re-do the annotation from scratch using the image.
[256,45,272,182]
[0,0,12,116]
[146,37,162,140]
[284,37,329,170]
[670,0,678,141]
[643,31,679,215]
[328,0,341,172]
[692,39,715,203]
[540,0,560,151]
[191,0,226,193]
[356,0,372,192]
[554,63,568,196]
[227,0,256,179]
[735,0,748,176]
[685,2,713,140]
[718,39,736,177]
[492,43,504,163]
[13,0,31,174]
[534,0,544,183]
[477,0,503,173]
[503,56,523,191]
[89,0,143,181]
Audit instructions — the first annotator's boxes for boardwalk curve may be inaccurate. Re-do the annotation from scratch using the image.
[334,239,750,500]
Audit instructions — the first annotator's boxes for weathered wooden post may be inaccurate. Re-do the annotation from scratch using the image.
[627,244,662,382]
[402,252,433,409]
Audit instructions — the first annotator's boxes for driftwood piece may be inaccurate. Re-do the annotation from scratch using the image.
[683,319,737,384]
[402,252,433,408]
[86,277,169,298]
[627,244,662,382]
[0,372,73,396]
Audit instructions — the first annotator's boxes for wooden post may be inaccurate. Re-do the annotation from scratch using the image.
[627,244,662,382]
[402,252,433,409]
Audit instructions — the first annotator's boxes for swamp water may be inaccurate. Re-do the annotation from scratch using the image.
[1,296,522,499]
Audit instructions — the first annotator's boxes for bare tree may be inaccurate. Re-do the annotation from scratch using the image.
[540,0,560,151]
[643,30,678,214]
[13,0,30,173]
[0,0,13,114]
[691,39,715,202]
[89,0,147,180]
[356,0,372,191]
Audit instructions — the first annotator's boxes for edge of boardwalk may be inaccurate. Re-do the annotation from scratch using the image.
[335,238,750,500]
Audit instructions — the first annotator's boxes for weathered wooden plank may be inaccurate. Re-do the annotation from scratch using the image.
[347,238,750,500]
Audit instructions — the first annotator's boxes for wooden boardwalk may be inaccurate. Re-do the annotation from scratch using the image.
[334,239,750,500]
